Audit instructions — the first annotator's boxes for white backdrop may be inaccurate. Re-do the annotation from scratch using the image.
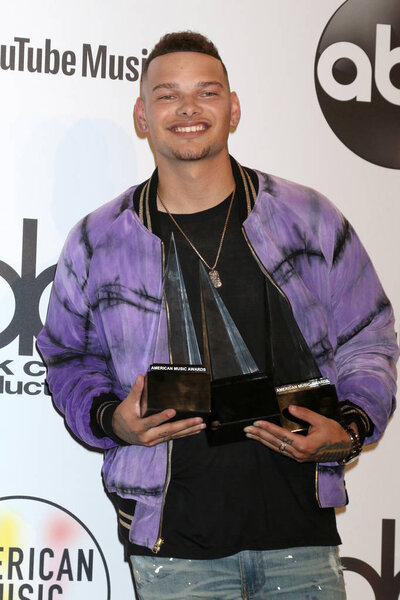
[0,1,399,598]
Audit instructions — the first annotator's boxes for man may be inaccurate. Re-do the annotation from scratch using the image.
[37,32,398,599]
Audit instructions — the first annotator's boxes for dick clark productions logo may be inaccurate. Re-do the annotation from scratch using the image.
[315,0,400,169]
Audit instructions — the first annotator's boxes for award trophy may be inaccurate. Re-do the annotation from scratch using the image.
[202,262,341,441]
[199,262,279,444]
[265,274,342,433]
[275,378,341,432]
[143,234,211,419]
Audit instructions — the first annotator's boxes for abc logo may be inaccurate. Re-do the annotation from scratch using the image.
[315,0,400,169]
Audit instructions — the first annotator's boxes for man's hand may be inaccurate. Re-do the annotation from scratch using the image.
[244,405,355,463]
[112,375,206,446]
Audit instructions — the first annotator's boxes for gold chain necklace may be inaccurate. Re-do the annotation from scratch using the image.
[157,188,235,288]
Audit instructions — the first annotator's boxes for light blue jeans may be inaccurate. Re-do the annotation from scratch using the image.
[130,546,346,599]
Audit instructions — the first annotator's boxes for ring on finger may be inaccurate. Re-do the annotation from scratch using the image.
[279,441,287,453]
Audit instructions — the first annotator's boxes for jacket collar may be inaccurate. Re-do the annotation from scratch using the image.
[133,156,259,233]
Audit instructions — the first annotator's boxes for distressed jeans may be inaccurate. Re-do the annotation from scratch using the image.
[130,546,346,599]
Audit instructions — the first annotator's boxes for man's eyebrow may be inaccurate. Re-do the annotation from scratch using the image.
[152,82,178,93]
[151,80,224,93]
[196,81,224,89]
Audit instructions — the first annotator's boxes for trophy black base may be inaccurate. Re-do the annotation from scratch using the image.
[144,364,211,420]
[276,379,341,433]
[208,372,280,445]
[207,376,342,444]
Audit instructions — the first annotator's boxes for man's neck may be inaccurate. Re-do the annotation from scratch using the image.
[156,152,235,214]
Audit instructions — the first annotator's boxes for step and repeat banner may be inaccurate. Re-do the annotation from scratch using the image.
[1,1,399,598]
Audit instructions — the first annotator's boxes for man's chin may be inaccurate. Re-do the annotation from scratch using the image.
[171,147,210,161]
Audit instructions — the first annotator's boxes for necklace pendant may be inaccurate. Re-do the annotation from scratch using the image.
[209,269,222,288]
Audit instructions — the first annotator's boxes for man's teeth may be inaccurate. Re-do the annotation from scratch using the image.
[174,125,206,132]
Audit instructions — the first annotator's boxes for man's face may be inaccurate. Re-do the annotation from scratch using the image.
[136,52,240,163]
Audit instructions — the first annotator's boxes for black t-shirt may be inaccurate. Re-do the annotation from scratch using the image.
[127,180,340,558]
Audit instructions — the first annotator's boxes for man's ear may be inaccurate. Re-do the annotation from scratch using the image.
[134,97,148,132]
[230,92,241,129]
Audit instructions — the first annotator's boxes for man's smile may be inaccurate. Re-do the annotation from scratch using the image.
[169,122,209,134]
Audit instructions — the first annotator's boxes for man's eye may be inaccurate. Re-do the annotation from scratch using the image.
[158,95,174,100]
[202,91,217,97]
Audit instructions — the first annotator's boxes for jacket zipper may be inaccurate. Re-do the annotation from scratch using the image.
[241,226,321,507]
[152,240,172,554]
[152,439,173,553]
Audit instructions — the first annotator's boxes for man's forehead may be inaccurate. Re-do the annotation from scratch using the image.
[143,52,228,89]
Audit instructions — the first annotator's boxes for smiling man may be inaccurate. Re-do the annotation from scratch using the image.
[135,47,240,212]
[37,32,398,599]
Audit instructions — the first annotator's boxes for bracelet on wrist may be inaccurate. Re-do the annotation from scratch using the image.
[340,424,362,464]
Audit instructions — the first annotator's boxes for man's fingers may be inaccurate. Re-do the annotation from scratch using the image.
[244,419,304,459]
[288,404,325,427]
[145,418,206,446]
[148,414,205,435]
[128,374,145,402]
[245,420,296,445]
[172,428,206,440]
[245,428,297,456]
[244,411,354,463]
[141,408,180,429]
[116,372,208,445]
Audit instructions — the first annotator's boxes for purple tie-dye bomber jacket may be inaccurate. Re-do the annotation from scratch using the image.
[37,167,398,551]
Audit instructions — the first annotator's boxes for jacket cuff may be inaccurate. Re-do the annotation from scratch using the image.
[340,400,374,446]
[90,393,129,445]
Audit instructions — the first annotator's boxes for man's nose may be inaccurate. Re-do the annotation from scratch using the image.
[177,95,201,118]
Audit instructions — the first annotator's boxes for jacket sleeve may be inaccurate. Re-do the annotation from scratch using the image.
[37,223,123,450]
[329,217,398,444]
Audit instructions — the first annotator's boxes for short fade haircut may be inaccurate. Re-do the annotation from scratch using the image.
[142,31,227,79]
